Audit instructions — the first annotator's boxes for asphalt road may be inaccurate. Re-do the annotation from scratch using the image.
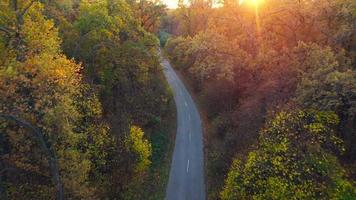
[161,52,205,200]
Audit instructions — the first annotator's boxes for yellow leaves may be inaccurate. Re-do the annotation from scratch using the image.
[271,155,283,170]
[58,147,94,198]
[21,2,61,56]
[125,125,152,173]
[221,109,350,199]
[0,22,88,198]
[22,53,82,88]
[0,54,80,121]
[304,122,326,134]
[0,0,159,198]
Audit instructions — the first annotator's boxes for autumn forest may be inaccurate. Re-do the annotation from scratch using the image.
[0,0,355,199]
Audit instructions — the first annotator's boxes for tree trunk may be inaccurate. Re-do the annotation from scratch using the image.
[0,114,64,200]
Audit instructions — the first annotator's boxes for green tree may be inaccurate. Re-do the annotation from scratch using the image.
[125,125,152,173]
[221,110,355,200]
[120,125,152,199]
[294,42,356,159]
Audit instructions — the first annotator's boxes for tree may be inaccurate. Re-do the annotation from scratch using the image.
[0,1,114,198]
[128,0,166,33]
[172,0,212,36]
[119,125,152,199]
[294,42,356,160]
[221,110,355,200]
[0,114,63,200]
[125,126,152,174]
[1,0,170,198]
[164,1,356,199]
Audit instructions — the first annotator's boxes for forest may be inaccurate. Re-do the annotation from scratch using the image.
[162,0,356,199]
[0,0,355,199]
[0,0,173,199]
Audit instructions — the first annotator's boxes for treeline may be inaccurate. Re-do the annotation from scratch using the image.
[163,0,356,199]
[0,0,171,199]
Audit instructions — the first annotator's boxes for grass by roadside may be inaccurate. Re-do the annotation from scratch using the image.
[138,57,177,200]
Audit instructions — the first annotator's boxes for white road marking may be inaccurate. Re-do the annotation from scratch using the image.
[185,101,188,107]
[186,159,190,173]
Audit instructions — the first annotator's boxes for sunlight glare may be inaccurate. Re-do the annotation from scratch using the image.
[240,0,264,7]
[162,0,179,9]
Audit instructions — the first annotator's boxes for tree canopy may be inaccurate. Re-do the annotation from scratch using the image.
[0,0,171,199]
[163,0,356,198]
[221,110,354,200]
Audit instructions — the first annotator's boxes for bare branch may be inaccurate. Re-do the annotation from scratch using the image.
[0,114,64,200]
[19,0,36,19]
[0,26,14,36]
[0,168,17,175]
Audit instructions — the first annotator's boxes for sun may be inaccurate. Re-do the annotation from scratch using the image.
[252,0,261,6]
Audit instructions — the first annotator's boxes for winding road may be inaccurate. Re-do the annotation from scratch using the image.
[161,52,205,200]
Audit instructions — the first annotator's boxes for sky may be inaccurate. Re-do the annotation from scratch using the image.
[162,0,179,8]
